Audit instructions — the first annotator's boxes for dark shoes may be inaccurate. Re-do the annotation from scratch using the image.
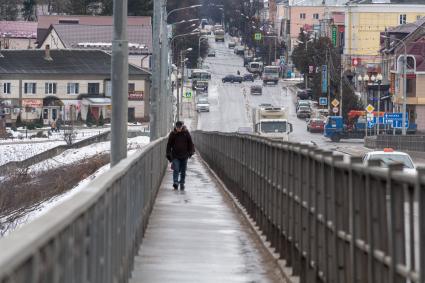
[180,184,185,191]
[173,183,178,190]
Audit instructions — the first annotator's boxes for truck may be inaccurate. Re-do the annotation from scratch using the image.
[214,29,225,42]
[323,111,417,142]
[253,106,293,142]
[262,65,280,85]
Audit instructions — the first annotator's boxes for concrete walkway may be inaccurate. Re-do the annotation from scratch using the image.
[130,155,284,283]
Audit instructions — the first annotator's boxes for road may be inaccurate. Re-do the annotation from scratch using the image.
[196,35,368,157]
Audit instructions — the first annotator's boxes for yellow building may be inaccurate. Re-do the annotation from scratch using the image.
[345,4,425,69]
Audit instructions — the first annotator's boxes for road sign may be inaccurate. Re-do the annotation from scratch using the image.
[332,107,339,114]
[280,56,285,65]
[321,65,327,94]
[331,99,339,107]
[319,97,328,106]
[367,113,374,121]
[383,112,409,128]
[332,26,337,47]
[184,90,192,98]
[254,33,262,41]
[366,104,375,113]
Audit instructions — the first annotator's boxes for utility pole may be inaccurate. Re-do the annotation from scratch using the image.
[180,53,185,119]
[111,0,128,166]
[339,63,343,114]
[150,0,161,140]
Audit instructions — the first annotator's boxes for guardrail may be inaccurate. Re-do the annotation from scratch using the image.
[0,138,167,283]
[194,131,425,283]
[365,135,425,152]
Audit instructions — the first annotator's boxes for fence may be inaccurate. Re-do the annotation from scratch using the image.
[194,131,425,283]
[365,135,425,152]
[0,137,167,283]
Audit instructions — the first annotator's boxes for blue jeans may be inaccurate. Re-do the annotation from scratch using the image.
[172,158,188,185]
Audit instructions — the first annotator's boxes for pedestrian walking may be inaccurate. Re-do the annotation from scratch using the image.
[166,121,195,191]
[50,120,57,132]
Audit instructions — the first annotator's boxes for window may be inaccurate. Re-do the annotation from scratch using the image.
[313,13,319,20]
[128,83,135,92]
[45,82,57,94]
[3,108,10,114]
[399,14,407,24]
[24,82,36,94]
[88,83,100,94]
[67,83,79,94]
[300,13,306,19]
[3,82,11,94]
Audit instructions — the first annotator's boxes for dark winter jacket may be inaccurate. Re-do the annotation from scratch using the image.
[166,126,195,160]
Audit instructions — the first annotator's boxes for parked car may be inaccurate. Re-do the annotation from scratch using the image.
[243,73,255,82]
[297,106,311,118]
[297,89,313,100]
[207,50,216,57]
[196,97,210,112]
[307,118,325,133]
[234,46,245,55]
[296,100,311,111]
[250,85,262,95]
[222,75,243,83]
[192,80,208,91]
[362,148,415,173]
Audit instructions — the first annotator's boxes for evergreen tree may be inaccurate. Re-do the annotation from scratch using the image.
[97,111,104,126]
[85,105,96,126]
[100,0,152,16]
[15,112,23,128]
[22,0,36,21]
[0,0,19,21]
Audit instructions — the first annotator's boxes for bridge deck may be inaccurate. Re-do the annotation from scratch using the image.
[130,155,284,283]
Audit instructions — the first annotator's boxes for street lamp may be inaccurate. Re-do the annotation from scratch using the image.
[358,74,369,136]
[177,48,192,121]
[381,35,407,135]
[370,73,383,135]
[167,4,202,19]
[296,38,314,89]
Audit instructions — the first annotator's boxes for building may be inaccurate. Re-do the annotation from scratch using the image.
[380,17,425,131]
[0,48,151,126]
[344,2,425,71]
[36,15,152,69]
[38,24,152,68]
[0,21,37,49]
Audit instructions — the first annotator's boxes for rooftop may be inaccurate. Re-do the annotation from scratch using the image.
[0,21,37,39]
[0,49,150,76]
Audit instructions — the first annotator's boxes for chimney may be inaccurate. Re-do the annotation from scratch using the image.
[44,44,52,61]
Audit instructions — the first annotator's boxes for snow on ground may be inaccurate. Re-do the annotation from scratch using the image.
[0,126,149,166]
[0,136,150,236]
[28,136,150,173]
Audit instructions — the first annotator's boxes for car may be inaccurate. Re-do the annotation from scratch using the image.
[296,89,313,100]
[222,75,243,83]
[259,103,273,108]
[297,106,311,118]
[234,46,245,55]
[307,118,325,133]
[192,80,208,92]
[296,100,311,111]
[250,85,262,95]
[243,74,255,82]
[228,42,236,48]
[196,97,210,112]
[208,50,216,57]
[362,148,415,172]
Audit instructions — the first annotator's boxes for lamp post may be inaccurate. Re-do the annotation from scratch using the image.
[358,73,369,136]
[371,73,383,135]
[177,48,192,121]
[381,35,407,135]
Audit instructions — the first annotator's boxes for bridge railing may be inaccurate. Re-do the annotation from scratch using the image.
[194,131,425,283]
[0,138,167,283]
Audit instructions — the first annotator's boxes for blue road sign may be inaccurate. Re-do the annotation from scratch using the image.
[383,112,408,128]
[319,97,328,106]
[321,65,327,94]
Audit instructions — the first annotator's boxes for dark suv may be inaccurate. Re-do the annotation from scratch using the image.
[296,89,313,100]
[222,75,243,83]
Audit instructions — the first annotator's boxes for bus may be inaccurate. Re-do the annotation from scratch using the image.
[262,65,280,85]
[190,69,211,81]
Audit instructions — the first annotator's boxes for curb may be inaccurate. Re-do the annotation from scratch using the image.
[198,155,300,283]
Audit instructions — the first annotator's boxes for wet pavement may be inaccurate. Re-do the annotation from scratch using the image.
[130,154,285,283]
